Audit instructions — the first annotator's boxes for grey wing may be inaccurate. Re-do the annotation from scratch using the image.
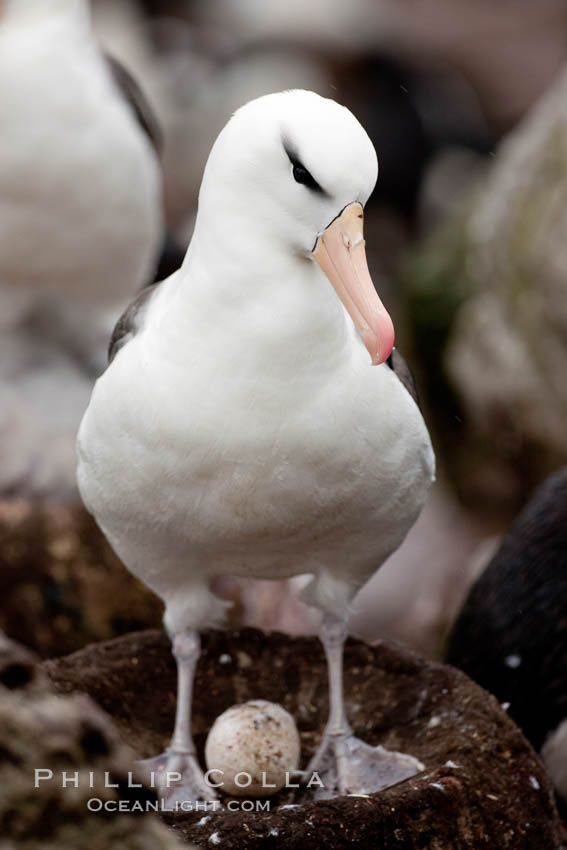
[386,347,420,409]
[108,283,158,363]
[104,54,188,285]
[104,53,163,154]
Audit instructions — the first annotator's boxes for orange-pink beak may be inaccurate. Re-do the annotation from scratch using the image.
[311,202,395,365]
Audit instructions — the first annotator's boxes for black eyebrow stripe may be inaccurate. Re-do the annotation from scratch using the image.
[283,139,329,197]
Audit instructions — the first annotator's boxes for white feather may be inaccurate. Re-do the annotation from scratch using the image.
[0,0,163,307]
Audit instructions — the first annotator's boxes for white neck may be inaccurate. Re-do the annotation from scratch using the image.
[159,123,359,382]
[166,209,353,383]
[2,0,90,28]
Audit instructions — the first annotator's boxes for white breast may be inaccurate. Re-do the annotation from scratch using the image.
[78,308,434,605]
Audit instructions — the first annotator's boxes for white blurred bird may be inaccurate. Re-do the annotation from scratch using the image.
[0,0,164,496]
[78,90,435,801]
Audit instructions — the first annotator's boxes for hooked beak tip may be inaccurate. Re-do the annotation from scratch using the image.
[365,317,395,366]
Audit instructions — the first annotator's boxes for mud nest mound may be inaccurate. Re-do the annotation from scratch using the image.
[45,628,566,849]
[0,500,163,657]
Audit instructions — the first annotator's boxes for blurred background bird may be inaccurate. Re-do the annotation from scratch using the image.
[0,0,165,498]
[447,467,567,811]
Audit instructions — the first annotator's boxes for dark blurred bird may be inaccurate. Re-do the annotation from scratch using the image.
[447,466,567,800]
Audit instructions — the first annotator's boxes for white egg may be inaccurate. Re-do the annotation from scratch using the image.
[204,700,301,797]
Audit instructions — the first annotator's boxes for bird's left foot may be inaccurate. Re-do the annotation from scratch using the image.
[301,732,424,799]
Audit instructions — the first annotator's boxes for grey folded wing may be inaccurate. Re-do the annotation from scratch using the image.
[108,283,158,363]
[104,53,163,154]
[386,347,420,408]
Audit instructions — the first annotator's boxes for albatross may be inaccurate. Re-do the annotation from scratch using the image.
[0,0,166,495]
[0,0,163,366]
[77,89,435,801]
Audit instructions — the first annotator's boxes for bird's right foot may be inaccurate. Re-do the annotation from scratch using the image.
[137,749,218,808]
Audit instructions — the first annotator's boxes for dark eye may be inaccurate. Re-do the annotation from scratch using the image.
[293,162,318,190]
[292,162,324,193]
[283,141,327,195]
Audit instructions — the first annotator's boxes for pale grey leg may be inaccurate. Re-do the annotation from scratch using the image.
[304,614,424,799]
[139,630,216,805]
[305,615,352,790]
[169,630,200,754]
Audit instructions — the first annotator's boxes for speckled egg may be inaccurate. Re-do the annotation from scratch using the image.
[204,700,301,797]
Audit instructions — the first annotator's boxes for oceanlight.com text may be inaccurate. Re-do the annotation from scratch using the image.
[86,797,270,813]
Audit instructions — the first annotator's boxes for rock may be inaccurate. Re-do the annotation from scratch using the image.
[0,632,191,850]
[45,627,566,848]
[403,66,567,517]
[0,632,39,691]
[0,499,163,658]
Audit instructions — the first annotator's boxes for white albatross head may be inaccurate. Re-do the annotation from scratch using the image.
[196,89,394,366]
